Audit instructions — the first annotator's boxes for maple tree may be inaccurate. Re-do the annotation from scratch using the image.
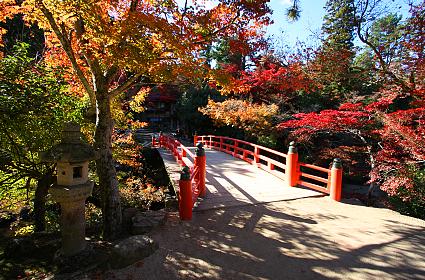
[279,88,424,209]
[214,55,315,104]
[275,0,424,214]
[0,0,273,238]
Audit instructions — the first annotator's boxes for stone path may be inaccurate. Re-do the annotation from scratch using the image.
[96,197,425,280]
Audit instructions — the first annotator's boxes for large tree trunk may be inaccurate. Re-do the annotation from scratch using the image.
[34,170,54,232]
[95,92,122,240]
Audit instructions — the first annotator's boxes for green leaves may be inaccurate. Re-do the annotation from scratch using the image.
[0,42,84,180]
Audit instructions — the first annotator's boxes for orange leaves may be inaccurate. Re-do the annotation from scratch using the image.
[0,0,19,22]
[0,0,25,48]
[1,0,273,108]
[112,129,143,169]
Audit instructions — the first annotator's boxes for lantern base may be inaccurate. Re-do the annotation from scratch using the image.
[50,181,94,256]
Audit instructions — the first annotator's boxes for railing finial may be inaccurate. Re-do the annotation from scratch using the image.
[332,158,342,169]
[196,142,205,156]
[288,141,298,153]
[181,166,191,180]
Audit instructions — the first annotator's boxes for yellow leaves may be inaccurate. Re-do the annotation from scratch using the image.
[131,120,148,129]
[199,99,278,134]
[129,87,150,113]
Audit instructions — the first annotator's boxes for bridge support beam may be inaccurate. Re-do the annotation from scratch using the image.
[330,158,343,201]
[286,142,299,187]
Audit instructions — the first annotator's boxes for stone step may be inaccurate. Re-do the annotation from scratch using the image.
[130,209,167,235]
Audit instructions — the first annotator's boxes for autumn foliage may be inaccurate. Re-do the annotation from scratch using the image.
[199,1,425,216]
[200,99,278,136]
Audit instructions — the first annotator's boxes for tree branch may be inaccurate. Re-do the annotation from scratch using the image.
[193,12,241,45]
[35,0,97,107]
[109,73,143,97]
[354,0,411,93]
[130,0,139,12]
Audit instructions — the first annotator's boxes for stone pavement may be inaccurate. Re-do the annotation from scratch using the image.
[99,197,425,280]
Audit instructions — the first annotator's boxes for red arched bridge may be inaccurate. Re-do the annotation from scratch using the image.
[152,134,343,220]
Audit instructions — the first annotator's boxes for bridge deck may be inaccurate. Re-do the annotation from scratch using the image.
[159,147,323,211]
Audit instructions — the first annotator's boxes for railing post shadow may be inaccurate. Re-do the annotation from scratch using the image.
[286,141,299,187]
[195,142,206,197]
[179,166,192,220]
[330,158,343,201]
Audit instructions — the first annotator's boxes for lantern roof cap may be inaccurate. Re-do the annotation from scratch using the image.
[41,123,96,163]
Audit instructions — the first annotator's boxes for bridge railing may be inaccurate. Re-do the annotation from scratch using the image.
[195,135,342,201]
[152,133,206,220]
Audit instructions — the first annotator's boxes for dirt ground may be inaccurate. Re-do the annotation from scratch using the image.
[82,196,425,280]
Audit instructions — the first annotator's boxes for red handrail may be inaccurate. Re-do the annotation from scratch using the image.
[152,134,206,219]
[194,135,342,200]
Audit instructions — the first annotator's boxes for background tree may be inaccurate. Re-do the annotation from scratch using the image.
[176,85,224,136]
[314,0,356,96]
[279,1,425,215]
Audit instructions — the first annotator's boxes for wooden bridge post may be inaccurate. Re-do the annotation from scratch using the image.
[286,142,299,187]
[195,142,206,197]
[330,158,343,201]
[158,132,162,147]
[151,136,155,147]
[254,146,260,166]
[179,166,193,220]
[194,135,198,146]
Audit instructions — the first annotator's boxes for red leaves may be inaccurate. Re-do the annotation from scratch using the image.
[379,108,425,162]
[338,102,363,111]
[279,108,370,132]
[217,59,316,100]
[365,97,394,112]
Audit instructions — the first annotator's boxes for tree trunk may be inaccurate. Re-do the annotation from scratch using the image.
[95,92,122,240]
[354,131,377,205]
[34,170,54,232]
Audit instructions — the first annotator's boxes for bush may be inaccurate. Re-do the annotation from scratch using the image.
[387,167,425,219]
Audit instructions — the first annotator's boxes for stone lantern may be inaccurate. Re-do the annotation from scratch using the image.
[41,123,96,256]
